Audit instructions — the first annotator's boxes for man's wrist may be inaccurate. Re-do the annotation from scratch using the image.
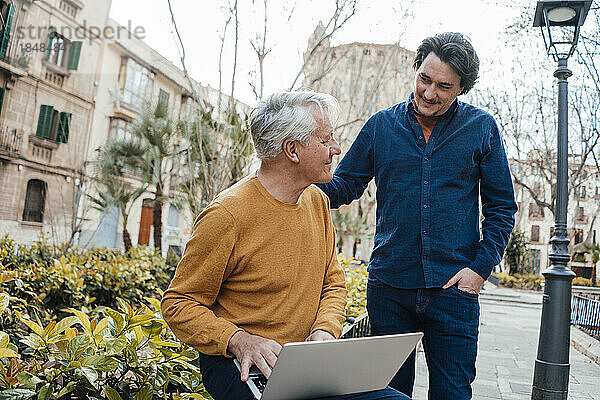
[227,330,247,356]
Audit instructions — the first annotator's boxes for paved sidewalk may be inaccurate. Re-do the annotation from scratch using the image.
[412,285,600,399]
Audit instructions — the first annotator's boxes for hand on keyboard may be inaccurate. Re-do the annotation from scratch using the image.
[227,331,282,381]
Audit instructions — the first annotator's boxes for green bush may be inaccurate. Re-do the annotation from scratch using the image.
[0,293,210,399]
[496,273,544,290]
[496,272,599,289]
[341,256,368,319]
[0,235,175,318]
[573,277,599,287]
[0,236,373,398]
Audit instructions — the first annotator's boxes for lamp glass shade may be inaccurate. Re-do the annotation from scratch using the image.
[547,6,577,23]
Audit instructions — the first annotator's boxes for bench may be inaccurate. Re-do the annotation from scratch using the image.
[341,312,370,338]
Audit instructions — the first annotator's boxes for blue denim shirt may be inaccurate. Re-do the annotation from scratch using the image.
[317,95,517,289]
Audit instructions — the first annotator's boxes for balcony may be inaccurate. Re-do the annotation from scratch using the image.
[0,125,23,157]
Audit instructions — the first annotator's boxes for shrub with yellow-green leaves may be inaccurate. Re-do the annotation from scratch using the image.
[0,293,211,399]
[572,277,599,287]
[0,235,174,318]
[0,236,373,398]
[497,272,599,290]
[497,273,543,290]
[341,256,368,319]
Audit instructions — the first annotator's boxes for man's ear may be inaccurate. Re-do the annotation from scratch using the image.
[282,138,300,163]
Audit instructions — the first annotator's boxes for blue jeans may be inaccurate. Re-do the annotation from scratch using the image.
[366,275,479,400]
[198,353,411,400]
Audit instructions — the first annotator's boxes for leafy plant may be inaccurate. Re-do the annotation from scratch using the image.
[342,256,368,319]
[504,227,528,275]
[0,296,211,399]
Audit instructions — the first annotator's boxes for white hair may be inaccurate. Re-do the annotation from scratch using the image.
[249,91,340,160]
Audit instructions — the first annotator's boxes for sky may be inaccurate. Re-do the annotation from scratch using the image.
[107,0,527,105]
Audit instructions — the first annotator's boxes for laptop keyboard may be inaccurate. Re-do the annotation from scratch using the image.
[250,374,268,393]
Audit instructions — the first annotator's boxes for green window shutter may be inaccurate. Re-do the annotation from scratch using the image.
[0,88,4,119]
[65,113,71,143]
[67,41,82,70]
[36,105,54,139]
[157,89,169,116]
[46,27,55,60]
[56,113,64,143]
[56,112,71,143]
[0,3,15,60]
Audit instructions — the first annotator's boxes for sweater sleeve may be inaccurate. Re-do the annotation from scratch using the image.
[161,202,242,356]
[309,195,348,338]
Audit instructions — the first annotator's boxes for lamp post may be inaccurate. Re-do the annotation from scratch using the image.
[531,1,591,399]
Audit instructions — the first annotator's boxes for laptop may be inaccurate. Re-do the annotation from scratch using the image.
[234,332,423,400]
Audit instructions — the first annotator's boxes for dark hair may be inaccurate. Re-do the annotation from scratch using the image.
[412,32,479,94]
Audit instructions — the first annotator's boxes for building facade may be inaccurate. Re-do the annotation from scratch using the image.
[0,0,110,246]
[510,156,600,280]
[79,17,245,255]
[0,1,248,255]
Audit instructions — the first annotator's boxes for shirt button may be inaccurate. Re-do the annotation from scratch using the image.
[424,157,429,161]
[419,136,423,140]
[422,230,427,235]
[423,255,428,259]
[423,205,428,209]
[424,180,429,185]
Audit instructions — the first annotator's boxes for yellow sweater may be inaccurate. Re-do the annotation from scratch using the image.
[161,176,347,356]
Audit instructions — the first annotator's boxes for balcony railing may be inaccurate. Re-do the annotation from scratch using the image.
[0,125,23,155]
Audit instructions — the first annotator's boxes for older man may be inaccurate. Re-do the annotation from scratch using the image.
[318,33,517,399]
[161,92,410,400]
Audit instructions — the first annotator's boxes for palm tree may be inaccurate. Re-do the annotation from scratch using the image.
[107,103,179,253]
[89,140,149,252]
[177,107,253,219]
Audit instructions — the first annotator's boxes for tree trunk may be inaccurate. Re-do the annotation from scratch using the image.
[153,183,163,253]
[123,228,132,253]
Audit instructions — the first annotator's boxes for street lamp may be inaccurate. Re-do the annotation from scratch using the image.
[531,1,591,399]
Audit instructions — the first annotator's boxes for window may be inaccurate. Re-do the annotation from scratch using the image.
[22,179,47,223]
[167,205,179,227]
[109,117,133,142]
[157,89,170,114]
[46,28,82,70]
[574,229,584,244]
[576,206,586,223]
[527,249,541,274]
[531,225,540,242]
[181,96,199,121]
[36,105,71,143]
[528,202,544,218]
[574,185,586,200]
[532,182,543,199]
[122,58,154,109]
[0,1,14,60]
[363,48,371,55]
[48,31,67,67]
